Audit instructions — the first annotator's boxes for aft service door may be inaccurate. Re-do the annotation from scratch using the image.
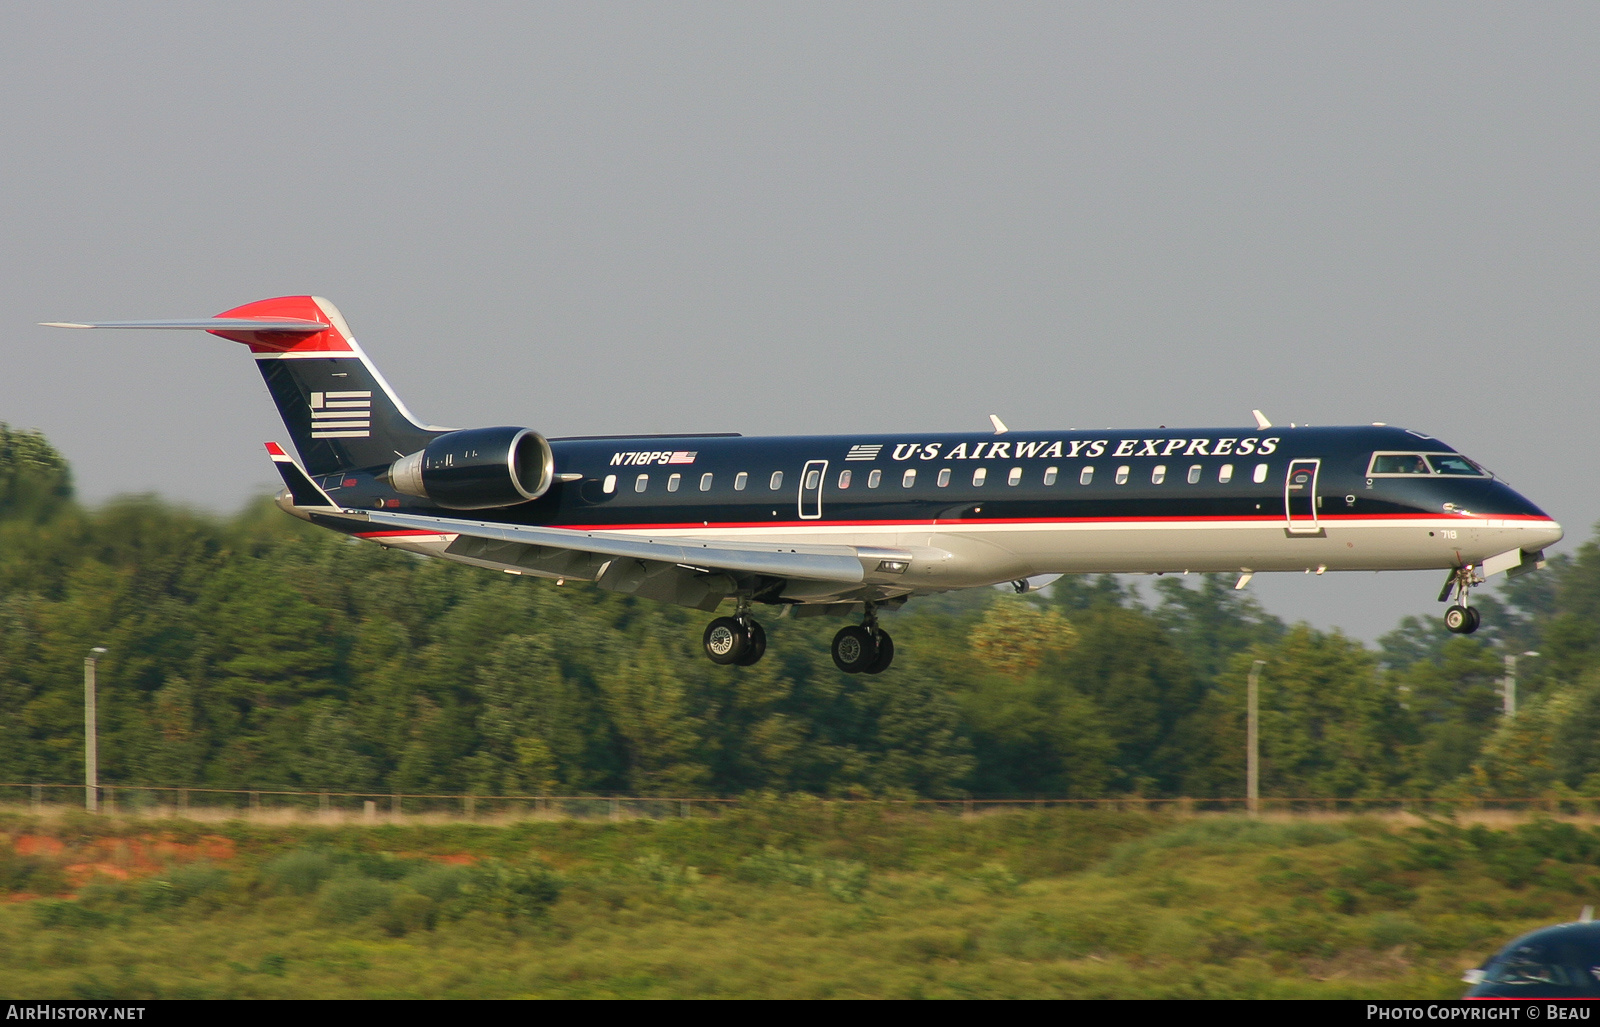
[1285,458,1321,534]
[799,459,828,520]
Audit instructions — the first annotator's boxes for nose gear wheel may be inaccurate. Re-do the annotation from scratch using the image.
[1440,566,1483,635]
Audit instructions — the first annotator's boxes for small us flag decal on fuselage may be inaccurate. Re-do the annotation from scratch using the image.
[310,390,372,438]
[845,444,882,461]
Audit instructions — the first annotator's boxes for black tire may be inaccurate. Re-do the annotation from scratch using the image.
[704,617,749,665]
[831,625,879,674]
[737,620,767,666]
[864,630,895,674]
[1444,605,1470,634]
[1463,607,1481,635]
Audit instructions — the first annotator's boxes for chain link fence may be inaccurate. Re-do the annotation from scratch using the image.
[2,783,1595,821]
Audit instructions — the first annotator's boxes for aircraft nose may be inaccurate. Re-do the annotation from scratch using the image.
[1525,518,1564,551]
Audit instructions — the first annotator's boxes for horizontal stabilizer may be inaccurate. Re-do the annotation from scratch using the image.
[265,442,339,508]
[41,318,326,332]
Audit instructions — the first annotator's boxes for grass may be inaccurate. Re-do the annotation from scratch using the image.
[0,803,1594,998]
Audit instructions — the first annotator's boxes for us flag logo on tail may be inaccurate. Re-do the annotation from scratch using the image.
[310,390,372,439]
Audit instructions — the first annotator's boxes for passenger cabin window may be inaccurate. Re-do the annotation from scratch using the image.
[937,468,951,487]
[699,472,713,491]
[603,474,617,494]
[902,469,916,487]
[1152,465,1166,485]
[1080,466,1094,485]
[734,472,748,491]
[667,473,681,492]
[769,471,783,490]
[838,469,852,489]
[1115,465,1130,485]
[804,469,820,490]
[1187,464,1202,484]
[868,469,882,488]
[1219,464,1234,483]
[634,474,648,493]
[1044,466,1058,485]
[1007,467,1022,486]
[973,467,987,487]
[1253,463,1269,483]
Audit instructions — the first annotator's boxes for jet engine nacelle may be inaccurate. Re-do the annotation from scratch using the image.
[389,426,554,510]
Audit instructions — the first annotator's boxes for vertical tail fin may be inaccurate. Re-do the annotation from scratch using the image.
[213,297,449,474]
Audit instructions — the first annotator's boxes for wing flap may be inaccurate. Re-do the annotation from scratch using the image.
[354,510,869,584]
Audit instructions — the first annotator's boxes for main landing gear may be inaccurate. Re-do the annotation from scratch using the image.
[831,603,895,675]
[703,603,767,667]
[701,601,896,673]
[1439,565,1482,635]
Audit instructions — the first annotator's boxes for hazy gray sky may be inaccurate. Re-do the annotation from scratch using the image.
[3,2,1596,640]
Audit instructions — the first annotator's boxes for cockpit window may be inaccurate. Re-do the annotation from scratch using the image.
[1367,451,1488,478]
[1370,453,1430,475]
[1427,454,1487,476]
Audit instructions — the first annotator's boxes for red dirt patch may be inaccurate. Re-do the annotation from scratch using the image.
[13,835,65,857]
[65,864,131,882]
[7,833,239,888]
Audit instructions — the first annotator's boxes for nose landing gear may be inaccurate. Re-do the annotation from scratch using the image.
[1439,565,1483,635]
[831,603,895,674]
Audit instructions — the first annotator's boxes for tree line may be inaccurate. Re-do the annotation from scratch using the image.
[2,423,1598,800]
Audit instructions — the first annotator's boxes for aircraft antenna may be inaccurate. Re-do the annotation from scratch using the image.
[1252,409,1272,430]
[988,414,1009,435]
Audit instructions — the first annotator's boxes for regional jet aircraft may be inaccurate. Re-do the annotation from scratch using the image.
[44,296,1563,672]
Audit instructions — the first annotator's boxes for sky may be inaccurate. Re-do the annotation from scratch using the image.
[2,2,1596,641]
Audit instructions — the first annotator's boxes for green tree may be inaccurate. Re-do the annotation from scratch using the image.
[1218,626,1411,798]
[0,423,72,523]
[1049,605,1201,794]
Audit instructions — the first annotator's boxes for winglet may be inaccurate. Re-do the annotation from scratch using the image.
[989,414,1009,435]
[1252,409,1272,430]
[265,442,340,509]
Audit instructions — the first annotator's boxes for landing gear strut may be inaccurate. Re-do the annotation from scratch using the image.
[1439,565,1482,635]
[703,600,767,666]
[831,602,895,674]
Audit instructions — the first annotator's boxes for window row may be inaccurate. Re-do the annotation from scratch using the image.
[601,462,1274,494]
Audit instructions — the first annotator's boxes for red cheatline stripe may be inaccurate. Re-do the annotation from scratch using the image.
[352,512,1555,537]
[556,512,1554,532]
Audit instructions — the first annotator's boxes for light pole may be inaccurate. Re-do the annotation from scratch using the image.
[1247,659,1265,816]
[84,647,106,812]
[1503,651,1539,718]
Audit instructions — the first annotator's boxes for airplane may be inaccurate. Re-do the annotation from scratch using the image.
[43,295,1563,672]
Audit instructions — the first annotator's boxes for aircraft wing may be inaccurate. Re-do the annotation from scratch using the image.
[350,509,874,586]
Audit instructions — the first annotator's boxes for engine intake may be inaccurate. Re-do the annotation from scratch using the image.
[389,426,554,510]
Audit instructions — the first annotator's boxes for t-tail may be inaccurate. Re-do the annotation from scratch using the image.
[44,295,449,475]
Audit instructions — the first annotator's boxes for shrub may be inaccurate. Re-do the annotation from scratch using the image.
[376,891,437,936]
[0,840,67,895]
[317,877,394,923]
[461,859,563,919]
[630,852,701,888]
[263,849,337,896]
[139,864,231,911]
[407,863,475,905]
[736,846,870,901]
[34,901,111,929]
